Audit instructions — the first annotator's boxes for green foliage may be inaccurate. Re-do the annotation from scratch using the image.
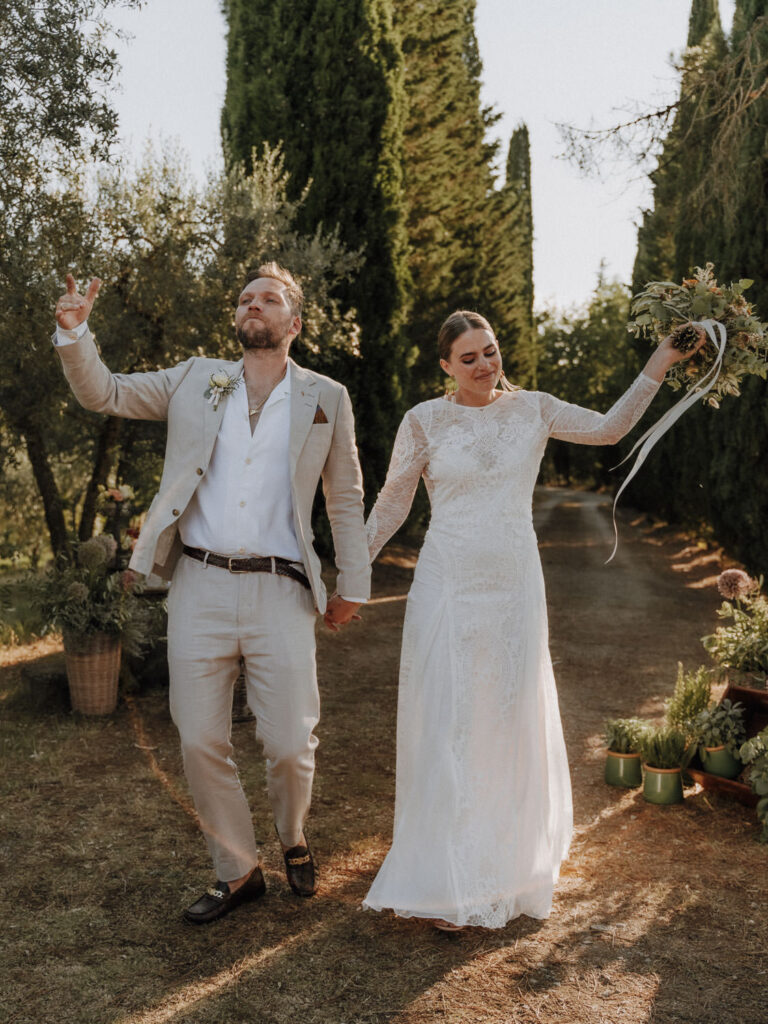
[690,699,747,758]
[0,0,140,217]
[665,662,713,732]
[0,577,47,646]
[0,143,363,562]
[484,125,537,390]
[603,717,648,754]
[625,3,768,574]
[395,0,512,399]
[739,726,768,842]
[702,589,768,675]
[3,539,155,656]
[222,0,410,491]
[639,725,693,770]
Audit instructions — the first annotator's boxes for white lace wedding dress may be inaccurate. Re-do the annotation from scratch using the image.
[362,372,661,928]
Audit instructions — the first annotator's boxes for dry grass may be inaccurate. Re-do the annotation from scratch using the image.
[1,488,767,1024]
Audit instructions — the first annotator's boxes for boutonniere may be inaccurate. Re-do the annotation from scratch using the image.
[204,369,242,410]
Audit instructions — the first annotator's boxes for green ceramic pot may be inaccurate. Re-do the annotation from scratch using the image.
[642,765,684,805]
[604,750,642,788]
[701,745,741,779]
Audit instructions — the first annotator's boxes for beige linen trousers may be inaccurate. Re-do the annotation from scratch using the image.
[57,331,371,878]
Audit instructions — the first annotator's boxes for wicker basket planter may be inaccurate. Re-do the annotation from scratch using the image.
[63,632,122,715]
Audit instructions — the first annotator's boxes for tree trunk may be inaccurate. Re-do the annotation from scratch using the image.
[21,420,71,558]
[78,415,123,541]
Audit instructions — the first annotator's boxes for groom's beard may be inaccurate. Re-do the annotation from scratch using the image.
[236,318,287,350]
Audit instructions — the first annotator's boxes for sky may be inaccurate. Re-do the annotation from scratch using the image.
[108,0,737,311]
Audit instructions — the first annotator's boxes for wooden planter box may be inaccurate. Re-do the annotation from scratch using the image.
[686,684,768,807]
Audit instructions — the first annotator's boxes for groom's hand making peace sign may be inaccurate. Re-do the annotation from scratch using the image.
[55,274,101,331]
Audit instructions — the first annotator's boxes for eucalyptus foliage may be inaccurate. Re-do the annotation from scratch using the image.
[628,263,768,407]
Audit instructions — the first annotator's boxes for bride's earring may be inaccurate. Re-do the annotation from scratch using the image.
[444,377,456,398]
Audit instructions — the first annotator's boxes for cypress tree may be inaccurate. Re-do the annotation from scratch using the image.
[633,0,726,290]
[395,0,499,399]
[221,0,409,490]
[628,0,768,573]
[484,125,536,388]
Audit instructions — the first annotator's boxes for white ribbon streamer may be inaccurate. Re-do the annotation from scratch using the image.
[606,319,727,563]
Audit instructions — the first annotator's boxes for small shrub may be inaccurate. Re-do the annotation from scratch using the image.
[665,663,713,732]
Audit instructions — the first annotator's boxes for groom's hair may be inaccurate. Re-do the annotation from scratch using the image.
[438,310,495,362]
[245,262,304,317]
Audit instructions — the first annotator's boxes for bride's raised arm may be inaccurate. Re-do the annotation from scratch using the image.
[365,408,429,563]
[539,327,707,446]
[538,372,661,446]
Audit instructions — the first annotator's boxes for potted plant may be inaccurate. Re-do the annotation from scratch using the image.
[603,718,647,787]
[665,663,713,731]
[739,727,768,842]
[690,699,747,779]
[702,571,768,690]
[34,536,154,714]
[638,726,692,805]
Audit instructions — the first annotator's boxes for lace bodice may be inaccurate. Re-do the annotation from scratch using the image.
[365,373,660,561]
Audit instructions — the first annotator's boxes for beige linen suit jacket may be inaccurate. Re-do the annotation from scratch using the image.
[56,330,371,613]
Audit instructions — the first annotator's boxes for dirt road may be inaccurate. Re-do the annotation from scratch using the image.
[2,486,767,1024]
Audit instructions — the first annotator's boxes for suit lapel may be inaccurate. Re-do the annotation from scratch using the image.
[203,357,243,455]
[289,360,319,475]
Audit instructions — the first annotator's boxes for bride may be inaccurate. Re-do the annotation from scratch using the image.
[362,309,704,931]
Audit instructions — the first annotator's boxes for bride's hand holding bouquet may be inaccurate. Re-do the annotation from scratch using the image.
[627,262,768,408]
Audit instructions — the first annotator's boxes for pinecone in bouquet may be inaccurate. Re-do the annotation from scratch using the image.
[668,322,703,353]
[627,262,768,407]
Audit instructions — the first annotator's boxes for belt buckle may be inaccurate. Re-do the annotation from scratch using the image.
[227,556,248,574]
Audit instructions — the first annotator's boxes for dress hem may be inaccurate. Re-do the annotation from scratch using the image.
[361,898,552,930]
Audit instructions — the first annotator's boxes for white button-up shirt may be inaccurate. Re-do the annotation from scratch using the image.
[180,361,301,560]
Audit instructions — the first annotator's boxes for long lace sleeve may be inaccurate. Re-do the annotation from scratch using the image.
[365,408,429,563]
[538,372,661,445]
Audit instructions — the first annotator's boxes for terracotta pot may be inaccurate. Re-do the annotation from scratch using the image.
[604,750,642,788]
[63,632,121,715]
[642,765,684,805]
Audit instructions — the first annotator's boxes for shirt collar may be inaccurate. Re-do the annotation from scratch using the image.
[260,359,292,412]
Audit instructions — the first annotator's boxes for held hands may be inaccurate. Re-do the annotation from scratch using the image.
[323,594,362,632]
[55,274,101,331]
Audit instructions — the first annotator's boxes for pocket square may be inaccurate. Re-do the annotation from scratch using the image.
[312,405,328,424]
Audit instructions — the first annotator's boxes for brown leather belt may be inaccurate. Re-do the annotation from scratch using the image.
[182,545,311,590]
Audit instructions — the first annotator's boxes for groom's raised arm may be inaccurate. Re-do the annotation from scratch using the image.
[53,273,193,421]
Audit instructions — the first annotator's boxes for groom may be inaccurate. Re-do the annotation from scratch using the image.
[54,264,370,923]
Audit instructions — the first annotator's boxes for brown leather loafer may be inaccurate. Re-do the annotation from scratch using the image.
[283,840,317,897]
[183,865,266,924]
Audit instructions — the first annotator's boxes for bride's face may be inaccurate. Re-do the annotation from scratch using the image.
[440,328,502,395]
